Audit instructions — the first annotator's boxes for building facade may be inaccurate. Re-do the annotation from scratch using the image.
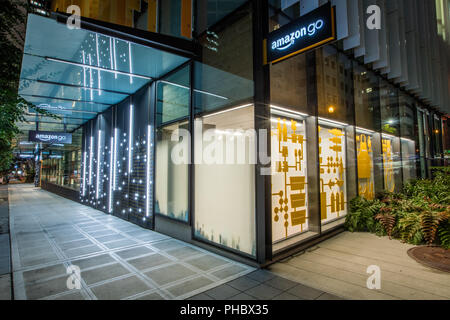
[20,0,449,266]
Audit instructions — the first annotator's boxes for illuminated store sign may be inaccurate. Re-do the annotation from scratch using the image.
[29,131,72,144]
[266,2,336,64]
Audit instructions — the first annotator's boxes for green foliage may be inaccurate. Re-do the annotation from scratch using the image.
[0,0,58,172]
[345,168,450,249]
[438,222,450,249]
[345,197,383,233]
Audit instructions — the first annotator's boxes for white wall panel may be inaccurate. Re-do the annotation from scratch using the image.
[373,0,389,70]
[343,0,362,51]
[331,0,349,40]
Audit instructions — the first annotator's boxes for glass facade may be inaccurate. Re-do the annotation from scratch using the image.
[41,129,82,190]
[32,1,447,265]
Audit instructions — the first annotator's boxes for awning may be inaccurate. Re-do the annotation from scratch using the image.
[17,13,190,149]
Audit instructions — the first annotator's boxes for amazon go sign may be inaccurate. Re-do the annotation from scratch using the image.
[267,2,336,64]
[29,131,73,144]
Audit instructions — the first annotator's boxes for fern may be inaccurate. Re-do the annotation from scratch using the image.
[438,222,450,249]
[375,208,396,239]
[397,212,422,244]
[420,211,445,245]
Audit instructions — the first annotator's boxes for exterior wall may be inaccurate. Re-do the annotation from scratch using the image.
[42,0,448,265]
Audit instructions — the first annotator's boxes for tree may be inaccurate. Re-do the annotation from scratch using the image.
[0,0,54,173]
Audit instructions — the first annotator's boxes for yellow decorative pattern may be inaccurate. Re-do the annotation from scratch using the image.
[271,117,308,242]
[357,133,374,200]
[319,125,347,222]
[382,137,395,192]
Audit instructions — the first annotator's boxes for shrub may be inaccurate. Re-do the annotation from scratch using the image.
[345,168,450,248]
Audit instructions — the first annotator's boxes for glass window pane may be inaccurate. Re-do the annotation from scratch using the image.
[271,109,313,250]
[157,65,190,126]
[356,130,375,200]
[194,105,256,256]
[319,121,348,229]
[155,121,189,222]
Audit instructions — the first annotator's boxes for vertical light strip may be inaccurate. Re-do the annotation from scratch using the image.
[82,151,87,196]
[88,136,93,185]
[113,39,118,79]
[96,130,101,199]
[88,54,94,100]
[82,51,86,88]
[128,42,133,84]
[95,34,101,95]
[109,38,114,70]
[128,105,133,173]
[113,128,118,190]
[109,136,114,213]
[146,125,152,217]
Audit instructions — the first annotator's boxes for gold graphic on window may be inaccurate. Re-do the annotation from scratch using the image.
[319,126,347,222]
[271,117,308,242]
[382,138,395,192]
[357,134,374,200]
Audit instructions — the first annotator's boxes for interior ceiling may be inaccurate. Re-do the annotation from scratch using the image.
[16,13,189,155]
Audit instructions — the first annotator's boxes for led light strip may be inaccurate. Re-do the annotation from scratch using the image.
[271,105,309,118]
[159,80,229,100]
[355,127,376,135]
[96,130,101,199]
[113,128,118,190]
[88,136,93,185]
[146,125,152,218]
[109,136,114,213]
[318,117,349,128]
[201,104,253,118]
[82,151,87,196]
[381,133,397,140]
[88,54,94,100]
[46,57,152,80]
[128,105,133,173]
[128,42,133,84]
[96,34,102,95]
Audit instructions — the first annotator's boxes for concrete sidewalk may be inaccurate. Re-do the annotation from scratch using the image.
[5,184,345,300]
[8,184,255,300]
[0,184,12,300]
[269,231,450,300]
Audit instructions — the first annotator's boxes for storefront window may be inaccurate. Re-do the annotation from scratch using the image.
[316,46,353,230]
[155,121,189,222]
[194,104,256,256]
[271,107,314,251]
[318,120,348,230]
[380,81,403,191]
[157,65,190,125]
[41,128,82,191]
[353,65,380,200]
[316,46,353,124]
[399,94,417,182]
[356,129,375,200]
[382,134,402,192]
[194,2,253,115]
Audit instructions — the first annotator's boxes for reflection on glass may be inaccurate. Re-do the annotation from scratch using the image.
[401,138,417,182]
[382,135,397,192]
[271,110,308,244]
[270,54,307,113]
[157,65,190,125]
[316,46,353,123]
[155,121,189,222]
[380,82,399,136]
[319,122,347,225]
[356,131,375,200]
[194,105,256,256]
